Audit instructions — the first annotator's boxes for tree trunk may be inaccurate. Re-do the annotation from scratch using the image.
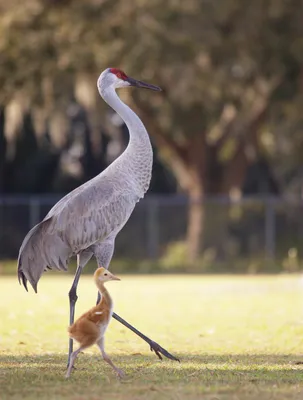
[0,107,5,192]
[187,187,204,264]
[130,97,207,264]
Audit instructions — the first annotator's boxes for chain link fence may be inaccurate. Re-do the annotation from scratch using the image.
[0,195,302,270]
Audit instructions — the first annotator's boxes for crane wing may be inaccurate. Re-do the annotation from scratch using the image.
[49,179,138,252]
[17,176,137,292]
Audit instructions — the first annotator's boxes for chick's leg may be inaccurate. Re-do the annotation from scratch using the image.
[65,346,83,378]
[97,337,124,379]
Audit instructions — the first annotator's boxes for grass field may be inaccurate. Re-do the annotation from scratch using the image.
[1,274,303,400]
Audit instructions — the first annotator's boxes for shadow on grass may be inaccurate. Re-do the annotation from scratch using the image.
[1,353,303,382]
[1,354,303,400]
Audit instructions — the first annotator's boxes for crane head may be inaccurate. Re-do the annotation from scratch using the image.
[94,267,120,283]
[98,68,162,93]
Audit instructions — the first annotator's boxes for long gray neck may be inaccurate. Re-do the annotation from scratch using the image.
[101,87,153,196]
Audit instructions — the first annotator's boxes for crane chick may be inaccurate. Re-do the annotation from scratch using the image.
[66,267,123,378]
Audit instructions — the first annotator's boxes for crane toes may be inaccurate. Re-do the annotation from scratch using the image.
[149,340,180,362]
[150,343,163,360]
[115,368,125,379]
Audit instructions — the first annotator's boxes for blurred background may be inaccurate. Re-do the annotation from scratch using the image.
[1,0,303,274]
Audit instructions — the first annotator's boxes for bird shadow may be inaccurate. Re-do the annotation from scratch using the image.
[1,352,303,384]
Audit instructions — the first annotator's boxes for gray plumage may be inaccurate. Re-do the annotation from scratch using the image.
[18,68,155,292]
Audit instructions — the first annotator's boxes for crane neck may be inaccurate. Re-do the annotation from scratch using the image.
[100,86,153,196]
[102,87,152,150]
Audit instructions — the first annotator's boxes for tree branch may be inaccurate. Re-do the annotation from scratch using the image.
[221,75,283,192]
[130,95,201,192]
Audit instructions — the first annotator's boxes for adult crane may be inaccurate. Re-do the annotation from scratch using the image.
[17,68,179,365]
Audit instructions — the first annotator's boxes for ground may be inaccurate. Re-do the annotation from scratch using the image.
[1,274,303,400]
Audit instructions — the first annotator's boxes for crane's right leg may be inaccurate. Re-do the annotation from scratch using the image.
[94,296,179,361]
[112,312,180,362]
[67,251,93,367]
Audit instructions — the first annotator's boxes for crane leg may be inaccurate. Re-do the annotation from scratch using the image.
[95,292,179,361]
[67,255,83,367]
[67,250,93,368]
[92,241,179,360]
[112,312,180,362]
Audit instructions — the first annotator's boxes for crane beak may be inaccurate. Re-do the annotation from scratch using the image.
[127,77,162,91]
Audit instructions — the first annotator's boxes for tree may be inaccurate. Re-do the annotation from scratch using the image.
[0,107,6,192]
[1,0,303,262]
[94,0,302,262]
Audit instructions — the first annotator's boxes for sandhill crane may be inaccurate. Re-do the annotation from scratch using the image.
[17,68,179,366]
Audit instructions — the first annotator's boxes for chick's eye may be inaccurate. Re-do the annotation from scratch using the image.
[104,273,108,276]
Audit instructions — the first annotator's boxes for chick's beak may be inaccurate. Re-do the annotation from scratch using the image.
[110,273,120,281]
[127,77,162,91]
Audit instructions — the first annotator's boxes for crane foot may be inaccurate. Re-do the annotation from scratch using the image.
[149,340,180,362]
[112,312,180,362]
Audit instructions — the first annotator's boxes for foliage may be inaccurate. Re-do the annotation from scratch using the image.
[1,251,303,277]
[1,0,303,261]
[1,0,302,173]
[159,240,189,271]
[159,240,217,271]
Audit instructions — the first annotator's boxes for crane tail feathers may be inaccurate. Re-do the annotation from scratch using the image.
[17,218,70,292]
[18,269,28,292]
[32,282,38,294]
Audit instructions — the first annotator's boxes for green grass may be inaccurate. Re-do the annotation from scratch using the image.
[1,274,303,399]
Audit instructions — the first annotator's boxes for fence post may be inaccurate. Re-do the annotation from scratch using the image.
[146,197,159,260]
[29,197,40,229]
[265,198,276,259]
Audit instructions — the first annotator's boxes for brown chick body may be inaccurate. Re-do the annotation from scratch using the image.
[66,268,123,378]
[68,295,112,347]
